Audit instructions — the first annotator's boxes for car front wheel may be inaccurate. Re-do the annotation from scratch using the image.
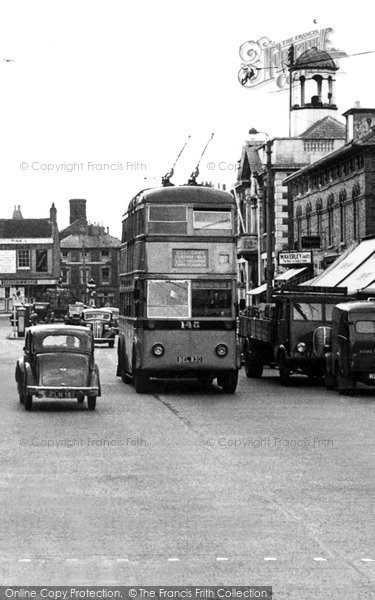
[87,397,97,410]
[24,395,33,411]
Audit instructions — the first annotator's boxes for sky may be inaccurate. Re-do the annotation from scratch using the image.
[1,0,375,238]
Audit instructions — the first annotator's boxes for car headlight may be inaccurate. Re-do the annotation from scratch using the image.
[215,343,228,357]
[296,342,306,354]
[152,343,165,357]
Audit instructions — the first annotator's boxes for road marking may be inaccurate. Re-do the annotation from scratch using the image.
[361,558,375,562]
[18,559,31,563]
[116,558,129,563]
[65,558,80,563]
[216,557,228,561]
[167,558,180,562]
[264,557,277,561]
[313,557,328,562]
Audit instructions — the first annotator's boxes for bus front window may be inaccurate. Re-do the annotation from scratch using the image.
[192,285,232,317]
[147,280,190,318]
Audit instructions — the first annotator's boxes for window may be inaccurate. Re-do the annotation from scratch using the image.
[36,249,48,272]
[352,183,360,240]
[293,303,323,321]
[147,280,190,318]
[193,210,232,230]
[148,206,186,222]
[316,198,323,236]
[100,249,110,261]
[17,249,30,269]
[339,190,347,244]
[81,250,90,262]
[192,282,232,317]
[80,268,90,284]
[61,250,70,261]
[306,202,312,236]
[101,267,111,284]
[61,268,70,285]
[355,320,375,334]
[42,334,82,348]
[327,194,334,246]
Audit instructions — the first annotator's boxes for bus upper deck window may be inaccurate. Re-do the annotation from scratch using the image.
[193,210,232,230]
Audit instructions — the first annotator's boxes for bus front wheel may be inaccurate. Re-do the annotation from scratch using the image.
[218,370,238,394]
[133,368,150,393]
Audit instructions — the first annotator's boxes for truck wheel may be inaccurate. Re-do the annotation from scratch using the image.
[324,372,336,390]
[24,395,33,411]
[87,396,97,410]
[279,356,290,386]
[245,352,263,378]
[337,376,355,395]
[218,370,238,394]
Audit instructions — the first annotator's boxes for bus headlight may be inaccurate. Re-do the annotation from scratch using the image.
[152,343,165,357]
[215,343,228,357]
[296,342,306,354]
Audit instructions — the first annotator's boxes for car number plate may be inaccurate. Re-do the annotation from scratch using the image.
[177,356,203,364]
[44,390,77,399]
[368,374,375,380]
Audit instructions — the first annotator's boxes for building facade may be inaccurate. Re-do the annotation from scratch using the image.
[0,204,60,312]
[285,106,375,273]
[235,47,349,300]
[60,199,121,306]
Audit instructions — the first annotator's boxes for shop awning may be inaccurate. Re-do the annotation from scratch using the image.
[247,267,309,296]
[309,238,375,294]
[247,283,267,296]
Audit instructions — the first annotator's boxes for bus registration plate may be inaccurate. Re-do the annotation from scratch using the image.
[177,356,203,364]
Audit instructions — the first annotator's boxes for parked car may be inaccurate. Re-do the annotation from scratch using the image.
[81,308,117,347]
[324,300,375,394]
[64,302,85,325]
[105,307,119,334]
[15,324,101,411]
[31,302,54,324]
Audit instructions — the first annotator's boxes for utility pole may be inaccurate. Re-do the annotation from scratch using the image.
[266,139,274,303]
[82,237,87,304]
[288,44,295,137]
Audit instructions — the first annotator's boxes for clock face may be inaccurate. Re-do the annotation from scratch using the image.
[354,114,373,140]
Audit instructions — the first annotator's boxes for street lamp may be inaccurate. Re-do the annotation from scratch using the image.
[249,128,274,303]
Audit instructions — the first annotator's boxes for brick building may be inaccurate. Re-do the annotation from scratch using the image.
[60,199,121,307]
[284,106,375,273]
[0,204,60,311]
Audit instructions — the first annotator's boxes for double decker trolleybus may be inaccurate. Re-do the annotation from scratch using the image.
[116,184,241,393]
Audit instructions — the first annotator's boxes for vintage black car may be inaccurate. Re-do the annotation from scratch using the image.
[64,302,86,326]
[324,300,375,394]
[31,302,54,324]
[15,324,101,411]
[81,308,117,347]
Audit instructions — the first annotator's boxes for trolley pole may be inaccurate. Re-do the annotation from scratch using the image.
[266,139,274,303]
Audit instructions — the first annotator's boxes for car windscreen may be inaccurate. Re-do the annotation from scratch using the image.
[83,312,111,321]
[354,319,375,334]
[292,302,323,321]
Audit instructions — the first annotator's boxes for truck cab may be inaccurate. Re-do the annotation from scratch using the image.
[324,300,375,394]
